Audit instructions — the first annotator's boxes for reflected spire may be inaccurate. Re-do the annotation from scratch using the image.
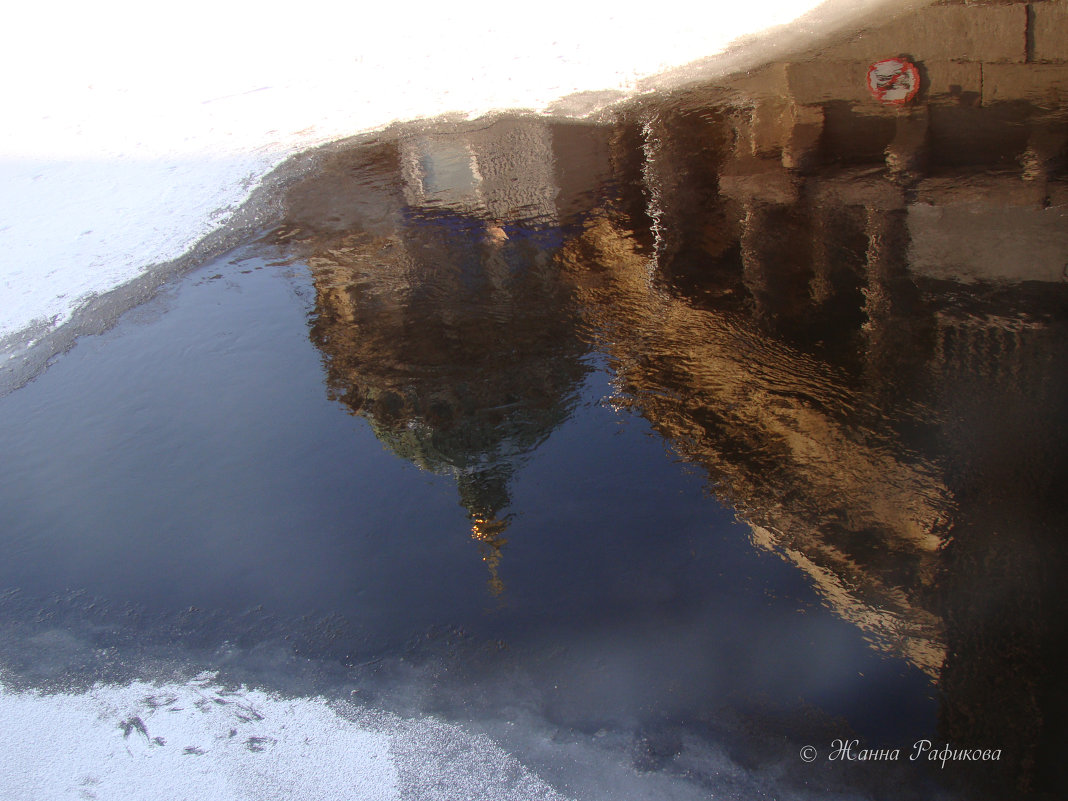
[470,515,509,598]
[457,466,512,595]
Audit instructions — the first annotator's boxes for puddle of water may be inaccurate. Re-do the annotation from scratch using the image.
[3,6,1068,800]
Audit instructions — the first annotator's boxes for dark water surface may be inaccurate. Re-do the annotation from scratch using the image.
[4,17,1068,801]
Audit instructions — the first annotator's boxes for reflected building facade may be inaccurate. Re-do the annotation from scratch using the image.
[566,8,1068,794]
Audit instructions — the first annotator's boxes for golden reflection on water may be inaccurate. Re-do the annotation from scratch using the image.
[272,79,1066,646]
[558,211,950,676]
[271,30,1068,791]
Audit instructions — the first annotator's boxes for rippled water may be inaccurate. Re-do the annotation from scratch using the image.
[3,15,1068,800]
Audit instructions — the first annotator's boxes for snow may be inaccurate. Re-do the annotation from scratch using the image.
[0,0,836,347]
[0,672,569,801]
[0,674,399,801]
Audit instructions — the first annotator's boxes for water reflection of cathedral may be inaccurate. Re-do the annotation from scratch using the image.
[275,120,596,595]
[274,5,1068,792]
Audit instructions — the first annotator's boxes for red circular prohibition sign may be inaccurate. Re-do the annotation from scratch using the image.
[866,58,920,105]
